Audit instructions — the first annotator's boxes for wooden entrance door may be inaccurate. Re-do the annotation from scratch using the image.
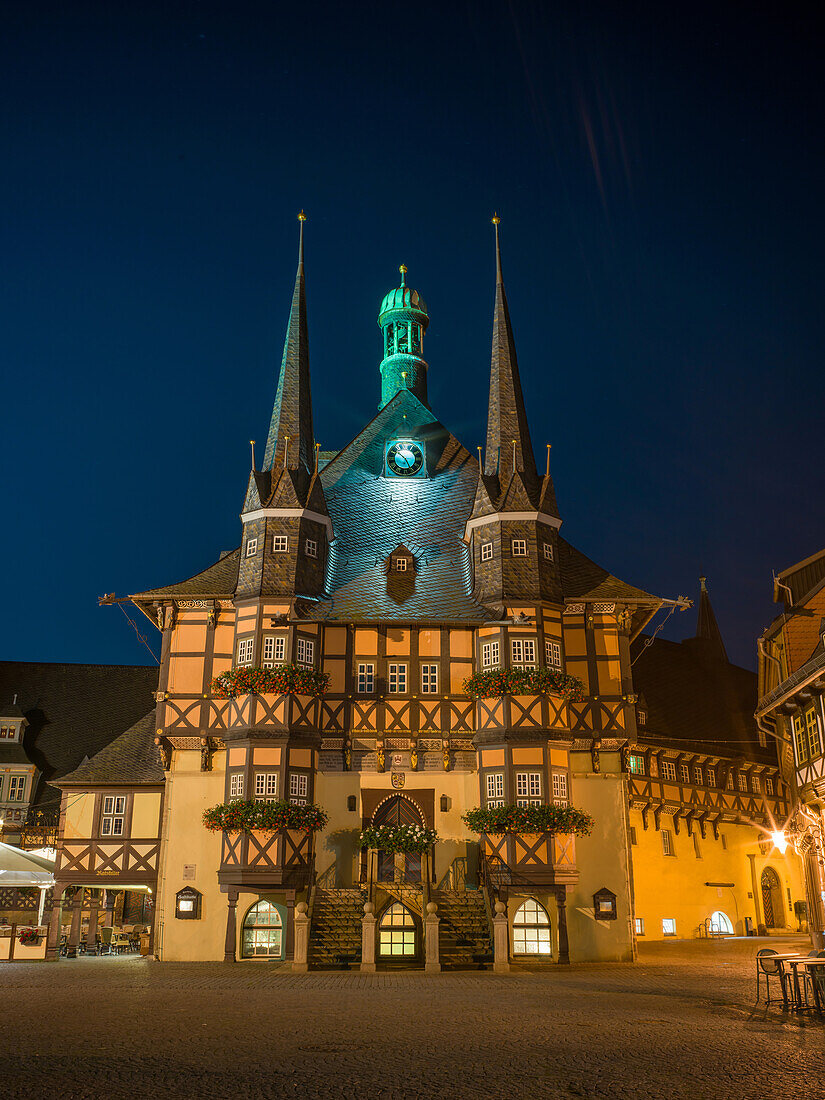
[761,867,782,928]
[373,795,423,884]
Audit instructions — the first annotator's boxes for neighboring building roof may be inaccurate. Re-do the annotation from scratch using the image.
[0,662,158,808]
[56,713,163,786]
[774,547,825,606]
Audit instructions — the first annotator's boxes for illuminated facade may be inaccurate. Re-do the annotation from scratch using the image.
[45,219,805,965]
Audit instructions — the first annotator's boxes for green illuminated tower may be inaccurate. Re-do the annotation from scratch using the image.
[377,265,430,409]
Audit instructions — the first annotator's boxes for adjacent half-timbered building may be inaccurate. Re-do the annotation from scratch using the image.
[630,579,805,939]
[756,549,825,949]
[46,217,804,967]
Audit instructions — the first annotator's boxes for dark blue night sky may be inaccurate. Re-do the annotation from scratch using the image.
[2,1,823,670]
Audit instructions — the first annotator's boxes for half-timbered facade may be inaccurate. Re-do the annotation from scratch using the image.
[48,216,804,967]
[756,549,825,948]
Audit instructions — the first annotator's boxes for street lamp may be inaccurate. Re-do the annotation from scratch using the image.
[771,830,788,854]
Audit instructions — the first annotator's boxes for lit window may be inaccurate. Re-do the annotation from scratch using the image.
[726,771,734,790]
[765,776,774,796]
[482,641,500,668]
[388,664,407,694]
[480,542,493,562]
[793,713,808,763]
[637,710,646,725]
[378,903,416,957]
[635,917,645,935]
[552,771,568,805]
[629,754,645,775]
[706,767,716,787]
[512,898,552,955]
[679,764,690,784]
[511,539,527,556]
[662,760,676,782]
[289,772,308,805]
[255,772,278,799]
[296,638,315,667]
[101,795,126,835]
[693,765,703,785]
[752,775,761,793]
[242,900,282,958]
[543,543,553,561]
[229,773,244,798]
[806,707,821,759]
[661,829,674,856]
[8,775,26,802]
[245,537,258,557]
[486,772,504,807]
[395,557,408,572]
[662,918,676,936]
[737,773,747,792]
[511,638,536,665]
[237,638,254,665]
[272,535,288,552]
[516,772,542,806]
[305,538,317,559]
[262,636,286,666]
[545,639,562,668]
[357,663,375,693]
[421,664,438,694]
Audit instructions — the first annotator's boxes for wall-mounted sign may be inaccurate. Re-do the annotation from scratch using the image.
[182,864,196,881]
[593,886,617,921]
[175,886,202,920]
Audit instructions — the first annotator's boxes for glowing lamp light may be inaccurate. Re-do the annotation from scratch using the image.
[771,830,788,854]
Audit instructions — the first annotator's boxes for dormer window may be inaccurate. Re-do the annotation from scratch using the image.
[511,539,527,557]
[305,538,318,558]
[0,725,20,741]
[245,537,258,558]
[387,545,415,574]
[481,542,493,562]
[395,557,408,572]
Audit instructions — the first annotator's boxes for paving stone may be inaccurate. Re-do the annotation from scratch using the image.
[0,937,822,1099]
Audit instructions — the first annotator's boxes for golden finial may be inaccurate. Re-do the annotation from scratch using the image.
[399,264,407,287]
[249,440,256,470]
[491,212,501,225]
[298,210,307,222]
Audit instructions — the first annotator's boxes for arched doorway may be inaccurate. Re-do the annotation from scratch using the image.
[761,867,784,929]
[241,899,284,959]
[378,901,419,959]
[512,898,552,956]
[372,795,424,883]
[707,911,734,935]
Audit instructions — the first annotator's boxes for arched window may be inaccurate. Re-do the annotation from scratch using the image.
[708,911,733,935]
[242,900,283,958]
[378,902,417,957]
[512,898,552,955]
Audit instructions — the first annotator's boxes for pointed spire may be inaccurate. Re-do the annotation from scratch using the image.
[695,576,728,662]
[484,215,537,483]
[262,212,315,473]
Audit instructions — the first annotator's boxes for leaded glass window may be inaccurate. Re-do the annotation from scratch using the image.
[512,898,552,956]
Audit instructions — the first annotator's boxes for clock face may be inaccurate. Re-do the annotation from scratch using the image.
[385,440,425,478]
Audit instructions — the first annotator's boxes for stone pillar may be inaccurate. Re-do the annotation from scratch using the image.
[37,887,48,927]
[556,886,570,965]
[360,901,376,973]
[85,891,101,950]
[68,889,84,951]
[493,899,510,974]
[45,885,66,961]
[224,887,239,963]
[103,890,116,928]
[285,894,296,960]
[292,901,309,972]
[424,901,441,974]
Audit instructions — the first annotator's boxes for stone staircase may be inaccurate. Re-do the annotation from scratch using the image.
[307,888,365,969]
[436,889,493,970]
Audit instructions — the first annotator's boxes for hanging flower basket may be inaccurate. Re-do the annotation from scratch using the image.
[210,664,329,699]
[463,667,584,701]
[462,804,594,837]
[357,824,438,853]
[18,927,42,946]
[202,799,329,835]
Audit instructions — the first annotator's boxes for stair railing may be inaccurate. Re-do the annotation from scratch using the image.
[436,856,468,892]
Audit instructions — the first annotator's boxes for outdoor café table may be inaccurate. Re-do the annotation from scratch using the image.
[779,956,812,1011]
[801,958,825,1015]
[758,953,803,1009]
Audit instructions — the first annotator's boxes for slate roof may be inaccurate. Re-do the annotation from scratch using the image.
[631,634,773,764]
[0,662,158,808]
[131,548,241,600]
[557,538,658,603]
[315,390,490,622]
[56,713,163,786]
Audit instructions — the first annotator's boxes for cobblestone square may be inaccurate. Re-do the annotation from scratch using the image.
[1,938,822,1100]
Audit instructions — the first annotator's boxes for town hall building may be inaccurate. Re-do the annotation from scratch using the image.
[43,217,805,967]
